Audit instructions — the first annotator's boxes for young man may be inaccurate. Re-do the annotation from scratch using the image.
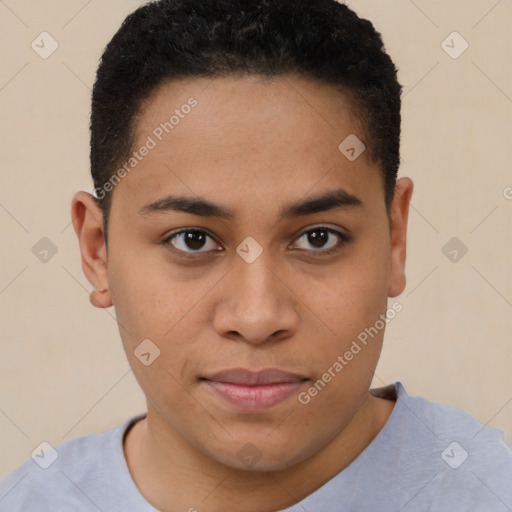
[1,0,511,510]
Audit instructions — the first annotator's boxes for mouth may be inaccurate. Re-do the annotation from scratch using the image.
[200,368,309,411]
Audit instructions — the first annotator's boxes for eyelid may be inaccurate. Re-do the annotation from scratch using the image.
[290,225,351,255]
[290,224,351,242]
[162,228,223,258]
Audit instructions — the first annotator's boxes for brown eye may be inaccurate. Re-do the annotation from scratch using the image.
[306,229,329,248]
[292,226,350,255]
[164,229,221,254]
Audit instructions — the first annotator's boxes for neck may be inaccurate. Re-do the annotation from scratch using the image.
[123,392,395,512]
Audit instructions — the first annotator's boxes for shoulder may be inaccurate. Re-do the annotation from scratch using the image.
[391,382,512,510]
[0,415,142,512]
[397,382,512,461]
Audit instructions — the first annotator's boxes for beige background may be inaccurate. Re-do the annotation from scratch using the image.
[0,0,511,479]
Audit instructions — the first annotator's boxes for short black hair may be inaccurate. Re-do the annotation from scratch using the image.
[90,0,402,246]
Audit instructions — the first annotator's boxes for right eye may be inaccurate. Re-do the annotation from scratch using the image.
[162,229,223,256]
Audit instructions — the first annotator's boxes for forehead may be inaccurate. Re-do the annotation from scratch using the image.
[136,74,364,145]
[113,75,383,220]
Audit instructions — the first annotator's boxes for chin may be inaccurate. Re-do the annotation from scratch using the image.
[230,455,299,473]
[208,441,310,473]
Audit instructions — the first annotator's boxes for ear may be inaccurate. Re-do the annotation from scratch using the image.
[71,191,112,308]
[387,177,414,298]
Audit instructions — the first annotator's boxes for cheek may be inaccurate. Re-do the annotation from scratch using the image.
[111,280,197,419]
[321,252,389,336]
[108,246,178,334]
[304,239,390,383]
[107,251,209,383]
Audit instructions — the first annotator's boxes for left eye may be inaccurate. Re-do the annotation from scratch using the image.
[292,227,347,253]
[163,227,348,256]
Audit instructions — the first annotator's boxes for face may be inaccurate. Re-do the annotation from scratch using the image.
[74,74,411,472]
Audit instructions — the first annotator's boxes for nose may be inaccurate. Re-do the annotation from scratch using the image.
[212,254,300,345]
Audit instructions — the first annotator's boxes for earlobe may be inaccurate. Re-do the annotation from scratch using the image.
[387,177,414,298]
[89,287,111,308]
[71,191,113,308]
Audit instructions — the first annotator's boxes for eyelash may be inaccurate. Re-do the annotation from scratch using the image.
[161,226,351,259]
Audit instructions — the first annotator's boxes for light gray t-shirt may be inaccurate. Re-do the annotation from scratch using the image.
[1,381,511,511]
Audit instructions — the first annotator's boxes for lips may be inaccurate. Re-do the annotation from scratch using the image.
[201,368,308,411]
[203,368,307,385]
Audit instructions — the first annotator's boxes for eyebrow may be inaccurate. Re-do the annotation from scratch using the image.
[138,188,363,221]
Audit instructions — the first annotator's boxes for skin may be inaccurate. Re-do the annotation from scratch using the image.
[72,74,413,512]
